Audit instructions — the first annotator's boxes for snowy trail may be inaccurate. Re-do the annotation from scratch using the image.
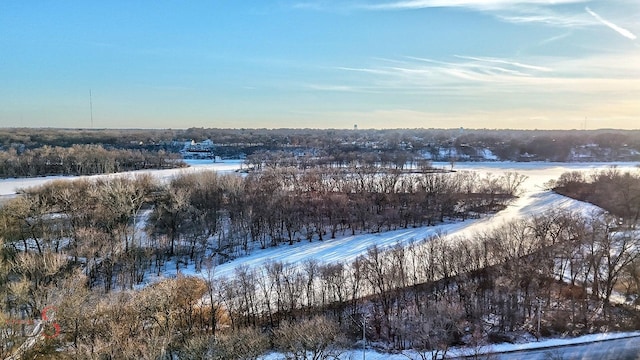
[211,221,476,279]
[206,192,599,280]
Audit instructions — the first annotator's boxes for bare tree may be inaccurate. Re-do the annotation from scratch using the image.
[274,316,345,360]
[402,298,464,360]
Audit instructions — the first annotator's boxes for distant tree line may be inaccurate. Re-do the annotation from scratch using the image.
[0,144,185,178]
[157,127,640,162]
[244,149,424,171]
[0,128,181,151]
[3,127,640,163]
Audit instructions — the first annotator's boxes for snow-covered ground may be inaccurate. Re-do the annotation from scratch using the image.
[3,160,638,278]
[3,160,640,357]
[259,331,640,359]
[155,161,636,280]
[156,190,602,281]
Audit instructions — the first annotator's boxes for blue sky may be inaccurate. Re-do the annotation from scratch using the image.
[1,1,638,129]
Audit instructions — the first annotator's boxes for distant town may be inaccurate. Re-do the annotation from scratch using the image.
[2,128,640,173]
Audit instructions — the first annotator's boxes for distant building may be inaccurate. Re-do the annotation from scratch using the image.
[182,139,215,159]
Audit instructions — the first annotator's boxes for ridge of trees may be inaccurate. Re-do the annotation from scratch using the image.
[552,167,640,222]
[208,209,640,353]
[0,144,185,179]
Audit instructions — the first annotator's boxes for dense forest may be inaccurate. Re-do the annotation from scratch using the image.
[0,145,185,178]
[552,167,640,223]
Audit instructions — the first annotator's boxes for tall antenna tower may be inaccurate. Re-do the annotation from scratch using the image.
[584,117,587,131]
[90,89,94,128]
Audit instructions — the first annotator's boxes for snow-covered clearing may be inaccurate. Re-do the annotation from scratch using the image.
[157,189,602,281]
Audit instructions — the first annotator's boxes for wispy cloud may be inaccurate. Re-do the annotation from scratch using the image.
[398,55,553,83]
[294,0,597,28]
[453,55,552,72]
[585,6,637,40]
[327,53,640,98]
[362,0,587,11]
[373,1,599,30]
[537,31,573,46]
[495,9,593,28]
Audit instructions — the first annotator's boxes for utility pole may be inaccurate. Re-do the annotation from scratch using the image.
[350,314,366,359]
[537,298,542,340]
[362,316,366,360]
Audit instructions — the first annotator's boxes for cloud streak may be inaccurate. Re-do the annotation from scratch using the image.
[537,31,573,46]
[496,10,593,28]
[362,0,587,11]
[294,0,598,28]
[327,53,640,99]
[453,55,552,72]
[585,7,637,40]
